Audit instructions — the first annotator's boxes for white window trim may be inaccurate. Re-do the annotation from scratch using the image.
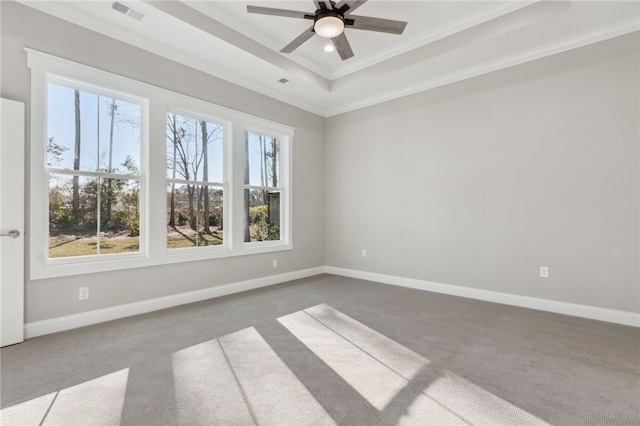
[27,49,293,280]
[44,75,148,266]
[164,106,232,255]
[242,126,291,250]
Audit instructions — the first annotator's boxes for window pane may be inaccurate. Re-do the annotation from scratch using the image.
[166,113,223,183]
[99,178,140,255]
[245,132,280,187]
[49,174,98,258]
[244,189,280,242]
[48,174,140,258]
[47,83,141,174]
[167,183,224,249]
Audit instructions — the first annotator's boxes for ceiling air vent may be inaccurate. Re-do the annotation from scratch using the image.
[112,2,144,21]
[111,1,129,14]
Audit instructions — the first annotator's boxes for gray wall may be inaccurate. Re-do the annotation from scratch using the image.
[326,33,639,313]
[1,2,326,322]
[2,2,638,323]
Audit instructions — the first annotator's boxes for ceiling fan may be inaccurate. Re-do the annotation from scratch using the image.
[246,0,408,60]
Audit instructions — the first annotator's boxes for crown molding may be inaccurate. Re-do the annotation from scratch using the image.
[14,0,328,116]
[331,0,540,80]
[325,19,640,117]
[143,0,331,91]
[12,1,640,118]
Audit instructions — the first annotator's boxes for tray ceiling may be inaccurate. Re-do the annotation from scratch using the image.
[17,1,640,116]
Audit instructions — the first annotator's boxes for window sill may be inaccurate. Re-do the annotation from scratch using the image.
[31,242,293,280]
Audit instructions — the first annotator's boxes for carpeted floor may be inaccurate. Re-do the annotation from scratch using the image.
[1,274,639,425]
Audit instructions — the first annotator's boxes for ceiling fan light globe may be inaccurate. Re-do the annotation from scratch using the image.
[314,16,344,38]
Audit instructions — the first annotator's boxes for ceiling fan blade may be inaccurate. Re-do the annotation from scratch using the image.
[348,15,407,34]
[280,26,316,54]
[313,1,333,10]
[247,5,311,20]
[335,0,367,16]
[331,32,354,60]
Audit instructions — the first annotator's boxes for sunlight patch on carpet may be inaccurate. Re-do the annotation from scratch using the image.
[0,369,129,426]
[172,326,336,426]
[279,304,548,425]
[278,304,431,411]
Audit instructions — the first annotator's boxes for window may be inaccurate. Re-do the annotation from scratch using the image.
[28,50,293,279]
[244,131,281,243]
[46,82,142,259]
[166,112,225,249]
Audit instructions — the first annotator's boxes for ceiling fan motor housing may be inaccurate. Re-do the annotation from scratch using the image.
[315,9,342,23]
[314,9,345,38]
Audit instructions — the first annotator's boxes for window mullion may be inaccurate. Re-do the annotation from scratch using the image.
[147,101,168,259]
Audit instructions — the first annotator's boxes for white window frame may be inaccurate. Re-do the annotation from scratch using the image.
[242,126,291,250]
[165,107,231,255]
[28,49,293,280]
[44,76,147,261]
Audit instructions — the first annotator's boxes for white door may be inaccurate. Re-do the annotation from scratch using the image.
[1,98,25,347]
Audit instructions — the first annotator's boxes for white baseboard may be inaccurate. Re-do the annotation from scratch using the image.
[24,267,325,339]
[324,266,640,328]
[24,265,639,338]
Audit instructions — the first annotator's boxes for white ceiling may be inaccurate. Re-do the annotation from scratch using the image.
[18,1,640,117]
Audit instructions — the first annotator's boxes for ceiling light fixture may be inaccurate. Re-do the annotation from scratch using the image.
[314,12,344,38]
[323,44,335,53]
[247,1,408,61]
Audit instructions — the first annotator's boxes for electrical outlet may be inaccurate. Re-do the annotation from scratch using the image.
[539,267,549,278]
[79,287,89,300]
[362,249,367,257]
[273,259,278,268]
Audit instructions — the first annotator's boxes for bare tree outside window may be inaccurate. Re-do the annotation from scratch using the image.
[46,83,142,258]
[166,112,224,249]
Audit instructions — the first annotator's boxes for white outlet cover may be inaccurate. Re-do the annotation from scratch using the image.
[79,287,89,300]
